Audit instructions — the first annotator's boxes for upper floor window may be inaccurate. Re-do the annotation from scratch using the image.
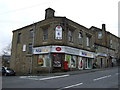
[110,39,112,48]
[86,36,91,47]
[68,30,73,42]
[17,33,21,43]
[98,31,102,39]
[28,44,32,54]
[30,29,34,38]
[43,29,48,40]
[55,26,62,40]
[78,32,83,45]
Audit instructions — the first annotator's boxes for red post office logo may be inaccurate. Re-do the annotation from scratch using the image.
[56,47,62,51]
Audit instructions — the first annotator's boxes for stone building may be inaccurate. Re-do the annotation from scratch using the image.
[10,8,120,75]
[90,24,120,68]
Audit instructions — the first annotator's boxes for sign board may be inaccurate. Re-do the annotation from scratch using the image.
[65,46,79,55]
[51,46,65,53]
[22,44,26,52]
[33,45,95,58]
[55,26,62,40]
[79,50,94,58]
[33,46,50,54]
[96,53,107,57]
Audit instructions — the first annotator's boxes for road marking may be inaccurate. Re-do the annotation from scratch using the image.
[20,76,38,78]
[115,73,120,75]
[38,74,69,81]
[20,74,70,81]
[93,75,111,81]
[63,83,83,89]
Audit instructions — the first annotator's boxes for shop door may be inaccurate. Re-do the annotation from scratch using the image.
[78,57,83,69]
[88,59,92,69]
[85,59,88,69]
[100,58,103,68]
[52,54,62,69]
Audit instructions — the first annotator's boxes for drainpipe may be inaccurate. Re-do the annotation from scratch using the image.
[48,45,52,73]
[30,22,36,74]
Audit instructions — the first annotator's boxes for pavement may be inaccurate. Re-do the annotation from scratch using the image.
[27,66,118,76]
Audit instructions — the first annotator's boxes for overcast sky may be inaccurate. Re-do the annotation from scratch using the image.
[0,0,119,55]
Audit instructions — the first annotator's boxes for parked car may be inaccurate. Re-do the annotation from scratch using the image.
[2,67,16,76]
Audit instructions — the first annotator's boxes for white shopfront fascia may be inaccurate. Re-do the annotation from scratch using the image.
[33,45,95,58]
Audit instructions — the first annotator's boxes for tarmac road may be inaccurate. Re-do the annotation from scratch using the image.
[2,67,119,89]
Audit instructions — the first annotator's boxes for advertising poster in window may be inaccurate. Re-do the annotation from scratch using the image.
[71,56,76,68]
[55,26,62,40]
[38,55,48,67]
[78,57,83,69]
[53,54,61,67]
[65,55,71,67]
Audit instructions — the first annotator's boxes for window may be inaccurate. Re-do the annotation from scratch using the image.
[28,44,32,54]
[78,32,83,45]
[30,29,33,38]
[52,54,62,67]
[86,36,90,47]
[43,29,48,40]
[17,33,21,43]
[98,31,102,39]
[68,30,73,42]
[110,39,112,48]
[38,55,48,67]
[55,26,62,40]
[65,55,76,68]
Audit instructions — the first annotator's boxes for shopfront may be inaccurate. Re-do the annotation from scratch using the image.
[33,45,95,72]
[78,50,94,69]
[96,53,107,68]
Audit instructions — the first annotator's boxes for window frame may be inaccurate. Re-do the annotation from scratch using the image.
[17,33,21,43]
[29,29,34,39]
[86,36,91,47]
[78,32,83,45]
[68,29,73,42]
[43,28,48,41]
[28,43,32,54]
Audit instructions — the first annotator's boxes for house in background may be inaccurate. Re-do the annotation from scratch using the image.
[90,24,119,68]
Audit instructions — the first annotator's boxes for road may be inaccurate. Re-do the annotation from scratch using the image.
[2,67,119,89]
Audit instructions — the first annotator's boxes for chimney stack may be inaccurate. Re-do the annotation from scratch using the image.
[102,24,106,31]
[45,8,55,19]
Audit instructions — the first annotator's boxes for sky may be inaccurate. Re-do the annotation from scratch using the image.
[0,0,119,55]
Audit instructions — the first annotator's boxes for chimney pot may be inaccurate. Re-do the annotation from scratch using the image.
[102,24,106,31]
[45,8,55,19]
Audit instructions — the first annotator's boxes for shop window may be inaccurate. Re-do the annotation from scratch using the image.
[43,29,48,40]
[78,32,83,45]
[17,33,21,43]
[71,56,76,68]
[38,55,48,67]
[52,54,62,68]
[65,55,76,68]
[68,30,73,42]
[65,55,71,68]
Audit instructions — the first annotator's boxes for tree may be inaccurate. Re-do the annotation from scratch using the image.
[2,43,11,55]
[1,43,11,67]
